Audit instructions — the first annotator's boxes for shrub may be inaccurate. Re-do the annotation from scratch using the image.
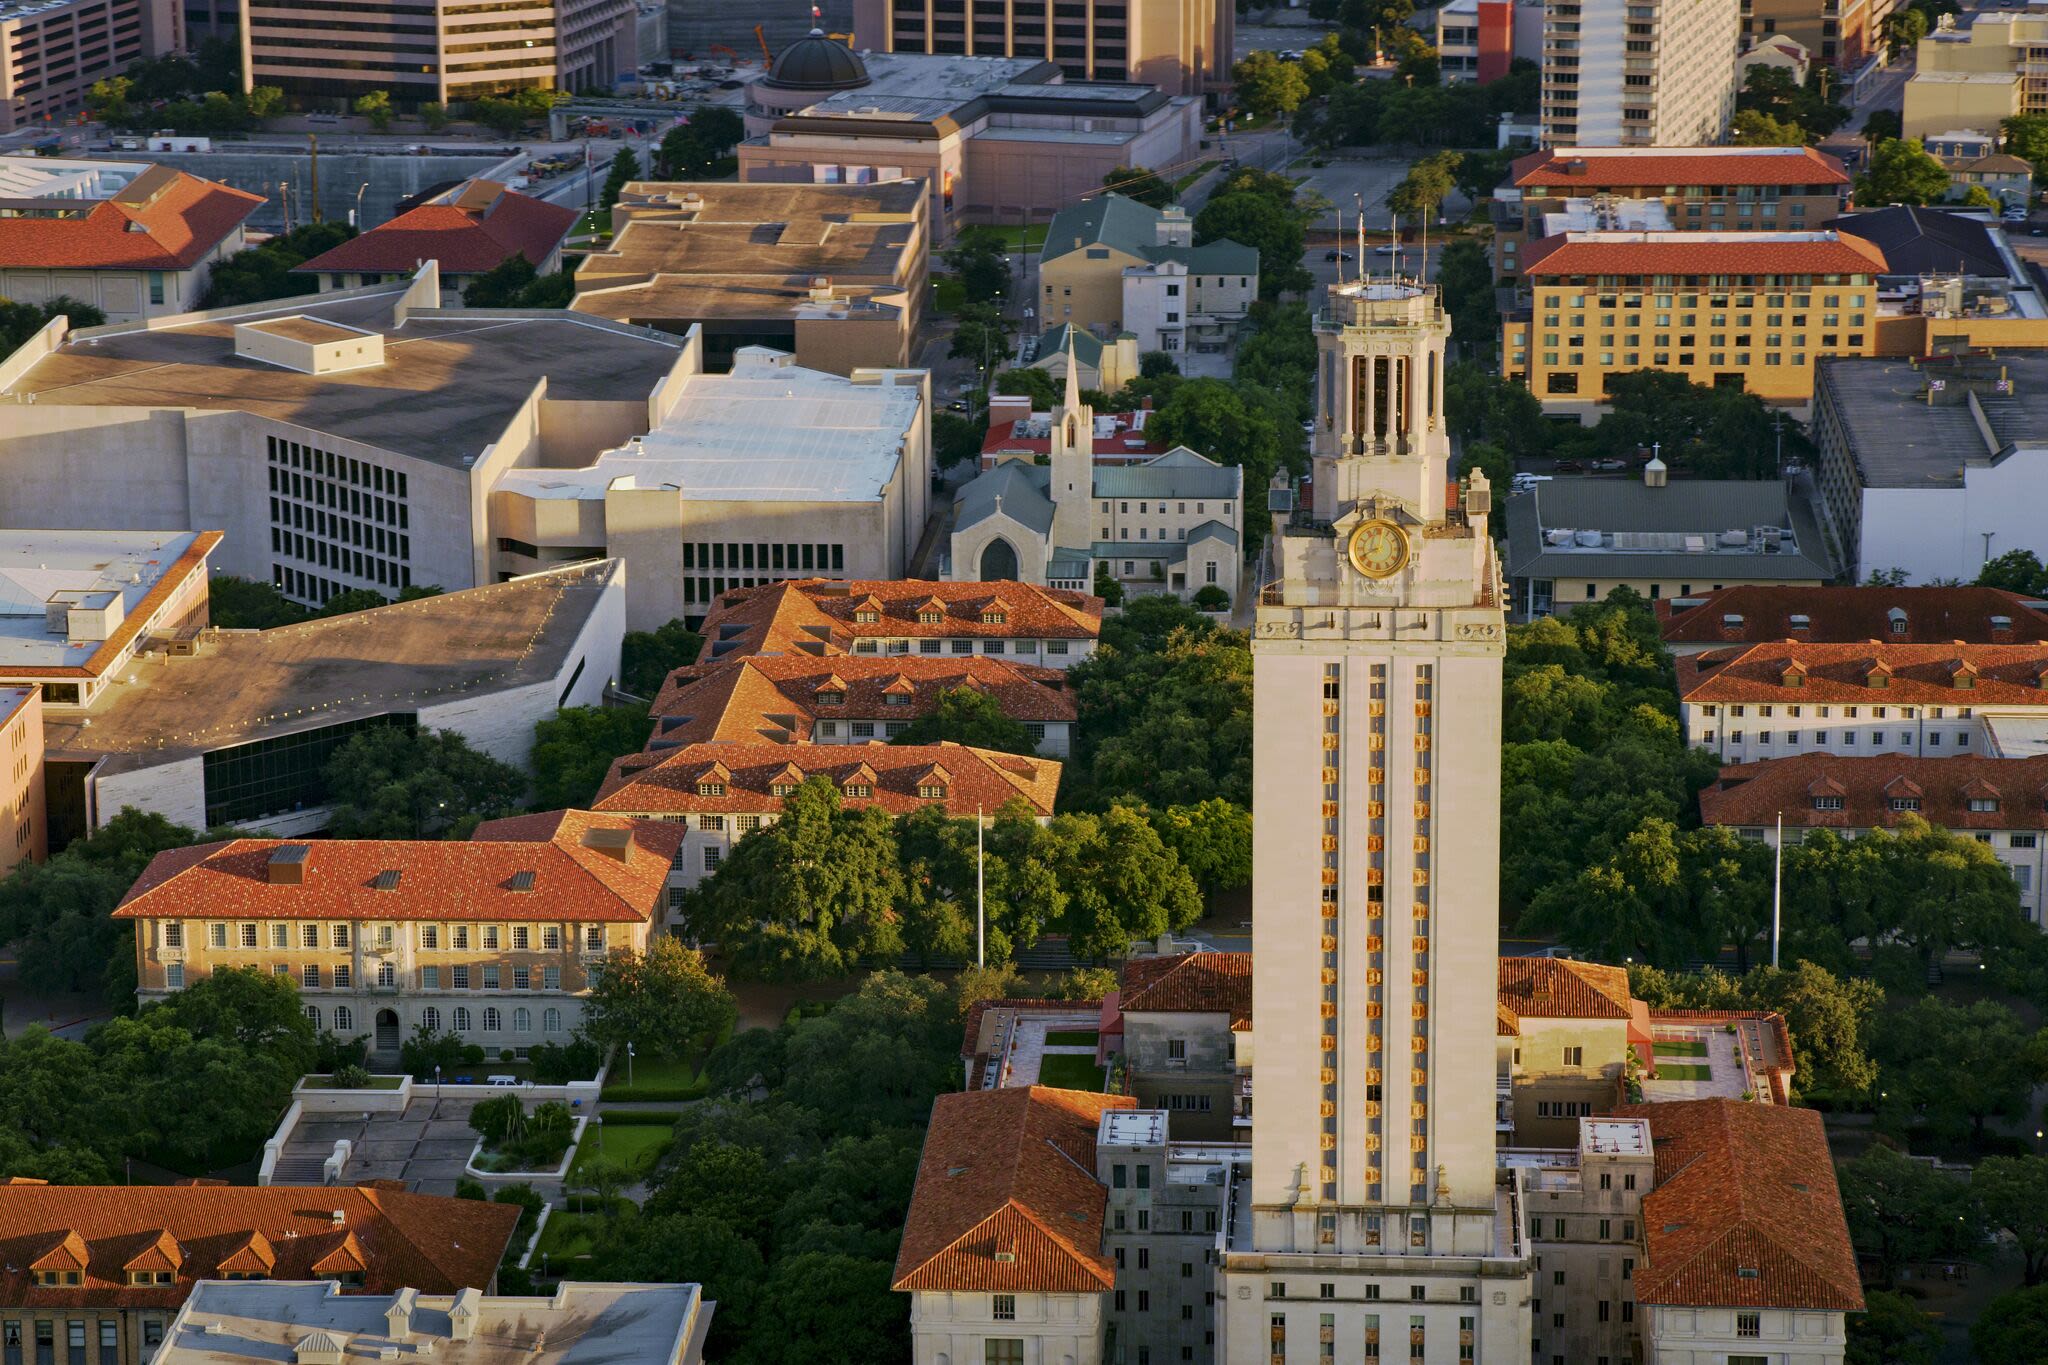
[1191,585,1230,612]
[330,1063,373,1089]
[454,1178,488,1201]
[314,1030,369,1072]
[400,1025,470,1081]
[529,1034,605,1084]
[470,1094,526,1145]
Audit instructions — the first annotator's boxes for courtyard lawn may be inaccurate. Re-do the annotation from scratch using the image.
[1045,1030,1099,1047]
[600,1053,706,1103]
[1655,1064,1714,1081]
[573,1121,672,1181]
[1654,1039,1708,1057]
[1037,1053,1107,1091]
[981,222,1049,250]
[532,1211,601,1265]
[933,276,967,314]
[308,1074,404,1089]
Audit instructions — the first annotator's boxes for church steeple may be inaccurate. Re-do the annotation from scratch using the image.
[1047,329,1093,554]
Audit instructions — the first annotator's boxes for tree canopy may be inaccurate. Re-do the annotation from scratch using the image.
[621,618,703,698]
[887,686,1038,755]
[323,725,527,838]
[1857,138,1952,207]
[201,223,358,309]
[1104,164,1174,209]
[0,295,104,354]
[530,705,655,809]
[582,938,737,1060]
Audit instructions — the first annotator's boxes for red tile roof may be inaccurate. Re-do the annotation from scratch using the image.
[893,1086,1132,1294]
[295,182,576,276]
[0,1185,519,1310]
[1521,231,1886,277]
[1510,147,1850,190]
[1497,958,1634,1030]
[696,579,1103,662]
[1677,640,2048,704]
[1608,1099,1863,1312]
[1118,952,1253,1029]
[112,812,679,924]
[1659,586,2048,646]
[981,408,1166,459]
[594,740,1061,818]
[649,654,1075,745]
[1699,753,2048,831]
[0,167,262,272]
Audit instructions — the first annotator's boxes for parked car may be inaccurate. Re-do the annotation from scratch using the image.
[1373,244,1401,256]
[1553,459,1585,473]
[1591,457,1628,471]
[1325,249,1355,262]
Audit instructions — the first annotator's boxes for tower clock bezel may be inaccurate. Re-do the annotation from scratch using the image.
[1346,518,1410,579]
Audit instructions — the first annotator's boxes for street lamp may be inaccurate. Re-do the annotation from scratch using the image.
[595,1114,604,1152]
[627,1040,635,1088]
[352,181,370,229]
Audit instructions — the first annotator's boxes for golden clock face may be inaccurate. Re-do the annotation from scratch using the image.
[1347,519,1410,579]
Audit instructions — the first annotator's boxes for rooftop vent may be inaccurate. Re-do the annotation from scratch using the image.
[329,1209,346,1227]
[269,844,312,885]
[508,870,536,892]
[580,826,634,864]
[371,869,402,891]
[232,316,385,376]
[1789,613,1811,630]
[1992,614,2014,631]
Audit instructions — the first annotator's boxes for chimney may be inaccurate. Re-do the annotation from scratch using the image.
[269,844,311,885]
[580,827,633,864]
[385,1288,416,1342]
[329,1208,346,1227]
[1643,445,1667,488]
[448,1288,482,1343]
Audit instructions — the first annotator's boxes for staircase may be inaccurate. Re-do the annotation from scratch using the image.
[268,1155,332,1185]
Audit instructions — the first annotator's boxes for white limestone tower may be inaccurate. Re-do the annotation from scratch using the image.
[1218,278,1532,1363]
[1047,334,1094,556]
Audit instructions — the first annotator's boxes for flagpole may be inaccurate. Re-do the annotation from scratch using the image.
[1772,810,1783,969]
[976,805,985,969]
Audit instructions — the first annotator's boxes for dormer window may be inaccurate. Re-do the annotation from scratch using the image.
[1812,795,1844,811]
[1789,613,1810,630]
[1969,797,1999,813]
[884,693,911,706]
[815,690,845,706]
[127,1271,174,1287]
[854,609,880,623]
[770,781,796,797]
[1954,663,1978,690]
[1867,665,1891,689]
[981,610,1007,624]
[36,1272,80,1287]
[1890,797,1921,812]
[844,782,873,798]
[918,783,948,800]
[1992,615,2013,632]
[1889,610,1909,636]
[697,781,725,797]
[918,609,942,624]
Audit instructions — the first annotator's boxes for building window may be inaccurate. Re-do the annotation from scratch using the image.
[991,1294,1016,1321]
[1737,1312,1761,1338]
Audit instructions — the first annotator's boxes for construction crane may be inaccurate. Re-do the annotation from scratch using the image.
[708,42,738,67]
[754,24,772,64]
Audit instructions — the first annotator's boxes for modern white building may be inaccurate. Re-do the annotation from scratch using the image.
[1219,276,1534,1358]
[490,342,933,630]
[0,158,259,320]
[1540,0,1742,147]
[1811,353,2048,584]
[948,357,1242,598]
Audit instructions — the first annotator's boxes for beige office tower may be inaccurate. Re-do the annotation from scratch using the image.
[1217,278,1532,1362]
[848,0,1231,96]
[1541,0,1740,147]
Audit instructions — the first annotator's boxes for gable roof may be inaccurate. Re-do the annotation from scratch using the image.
[594,740,1062,817]
[1118,952,1253,1029]
[1039,193,1256,275]
[1508,146,1850,190]
[1658,585,2048,646]
[1700,753,2048,831]
[113,814,679,924]
[893,1086,1132,1294]
[295,182,577,276]
[1835,205,2005,278]
[0,1186,518,1310]
[955,460,1056,536]
[1608,1099,1863,1312]
[1092,447,1243,500]
[0,166,262,272]
[1497,958,1634,1029]
[648,653,1075,745]
[1677,640,2048,704]
[693,578,1103,663]
[1521,230,1885,278]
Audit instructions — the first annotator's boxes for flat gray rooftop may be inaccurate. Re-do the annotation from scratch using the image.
[44,561,620,770]
[1817,354,2048,489]
[1,291,685,468]
[0,529,203,670]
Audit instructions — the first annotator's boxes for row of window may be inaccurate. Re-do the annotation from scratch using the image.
[1274,1281,1477,1304]
[168,921,601,951]
[846,637,1073,657]
[1707,729,1973,749]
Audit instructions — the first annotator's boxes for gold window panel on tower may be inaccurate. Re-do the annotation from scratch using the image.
[1323,835,1340,852]
[1413,767,1430,785]
[1411,1102,1428,1119]
[1412,936,1429,952]
[1321,1164,1337,1183]
[1321,1067,1337,1085]
[1364,1134,1382,1152]
[1368,801,1385,818]
[1410,1135,1428,1152]
[1413,868,1429,885]
[1413,734,1430,751]
[1412,800,1426,817]
[1365,1002,1383,1019]
[1410,1067,1427,1087]
[1322,935,1338,951]
[1367,867,1384,885]
[1323,734,1342,750]
[1412,1002,1428,1019]
[1363,1100,1380,1118]
[1321,968,1338,985]
[1366,1067,1382,1084]
[1411,969,1428,986]
[1322,801,1339,818]
[1322,869,1339,886]
[1412,836,1429,853]
[1365,968,1383,985]
[1414,702,1431,717]
[1322,1002,1339,1019]
[1367,935,1383,952]
[1320,1133,1337,1150]
[1322,766,1339,783]
[1410,1036,1429,1053]
[1322,700,1340,717]
[1320,1101,1336,1118]
[1322,1035,1338,1052]
[1367,835,1384,853]
[1368,701,1385,717]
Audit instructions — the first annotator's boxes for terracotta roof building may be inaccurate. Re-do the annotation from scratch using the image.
[1114,951,1252,1140]
[1502,230,1886,413]
[1118,951,1253,1030]
[296,181,578,295]
[1657,584,2048,653]
[1677,639,2048,766]
[1495,958,1655,1147]
[0,159,261,320]
[0,1183,520,1365]
[692,578,1103,669]
[647,653,1077,755]
[113,811,678,1059]
[1699,752,2048,923]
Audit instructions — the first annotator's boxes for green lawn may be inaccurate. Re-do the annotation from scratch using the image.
[1173,160,1220,191]
[600,1053,706,1103]
[532,1211,601,1265]
[308,1074,404,1090]
[1045,1030,1099,1047]
[1654,1039,1708,1057]
[1655,1063,1713,1081]
[572,1122,670,1181]
[1037,1053,1107,1090]
[980,222,1049,250]
[933,275,967,314]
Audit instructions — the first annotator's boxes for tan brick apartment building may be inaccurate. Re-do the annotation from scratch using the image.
[113,811,676,1056]
[0,1185,518,1365]
[238,0,634,106]
[1741,0,1894,70]
[0,0,179,134]
[1493,147,1851,284]
[848,0,1231,97]
[0,688,45,879]
[1501,230,1886,416]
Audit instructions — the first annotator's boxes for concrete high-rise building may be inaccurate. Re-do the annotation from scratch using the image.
[239,0,633,106]
[1541,0,1741,147]
[1740,0,1894,70]
[1217,277,1532,1358]
[847,0,1230,97]
[0,0,180,134]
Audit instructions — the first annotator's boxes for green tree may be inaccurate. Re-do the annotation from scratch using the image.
[1151,798,1252,898]
[244,85,285,121]
[687,105,744,156]
[932,409,986,469]
[1876,996,2043,1144]
[1038,805,1203,960]
[1730,109,1809,146]
[582,937,737,1060]
[593,1212,765,1358]
[460,254,574,308]
[681,778,906,980]
[85,75,131,123]
[1846,1289,1942,1365]
[1435,238,1497,359]
[354,90,393,131]
[949,301,1010,382]
[1091,562,1125,607]
[1979,548,2048,595]
[741,1252,905,1363]
[1232,49,1311,118]
[1839,1142,1984,1286]
[205,575,310,628]
[1973,1286,2048,1365]
[0,294,106,355]
[1388,150,1463,220]
[994,365,1060,407]
[1629,961,1881,1096]
[944,226,1011,305]
[471,97,530,138]
[888,686,1038,754]
[1148,376,1297,517]
[621,617,703,697]
[600,147,639,213]
[1445,361,1549,460]
[530,705,654,808]
[1974,1155,2048,1285]
[779,973,961,1135]
[1858,138,1952,207]
[322,725,527,838]
[1885,6,1929,55]
[201,222,358,309]
[419,101,449,131]
[1863,108,1904,144]
[1105,163,1174,209]
[1195,189,1310,299]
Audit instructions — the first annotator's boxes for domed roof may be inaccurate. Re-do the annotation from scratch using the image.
[766,29,869,91]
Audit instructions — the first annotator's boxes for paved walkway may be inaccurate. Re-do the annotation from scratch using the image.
[1002,1012,1099,1086]
[278,1094,493,1197]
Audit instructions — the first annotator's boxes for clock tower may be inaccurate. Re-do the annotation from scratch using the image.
[1218,277,1531,1361]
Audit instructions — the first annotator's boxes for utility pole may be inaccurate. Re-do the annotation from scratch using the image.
[1771,810,1783,969]
[308,133,322,222]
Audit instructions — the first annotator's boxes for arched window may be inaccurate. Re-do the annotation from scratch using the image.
[303,1005,321,1030]
[453,1007,472,1032]
[420,1007,440,1033]
[543,1008,563,1034]
[483,1007,502,1031]
[334,1005,353,1032]
[979,538,1019,582]
[513,1007,532,1033]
